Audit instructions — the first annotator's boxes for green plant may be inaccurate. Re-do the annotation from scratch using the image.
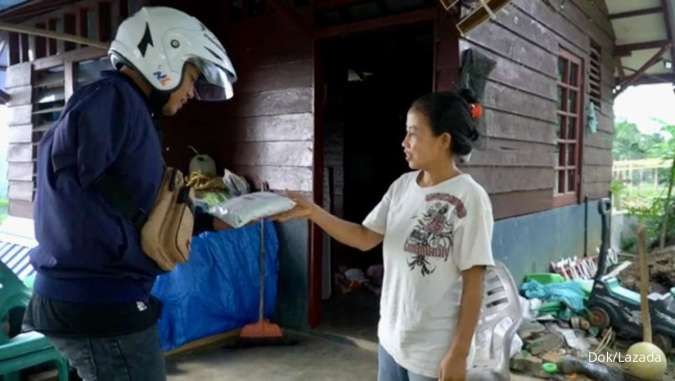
[610,180,626,209]
[626,195,675,248]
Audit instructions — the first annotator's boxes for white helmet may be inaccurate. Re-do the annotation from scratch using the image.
[109,7,237,101]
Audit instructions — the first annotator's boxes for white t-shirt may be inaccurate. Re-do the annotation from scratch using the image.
[363,171,495,378]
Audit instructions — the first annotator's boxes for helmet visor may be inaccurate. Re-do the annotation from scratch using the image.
[193,61,236,101]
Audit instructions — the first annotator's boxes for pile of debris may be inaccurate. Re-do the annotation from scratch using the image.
[509,260,675,381]
[511,318,598,379]
[619,246,675,293]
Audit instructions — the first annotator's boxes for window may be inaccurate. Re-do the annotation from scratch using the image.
[589,40,602,111]
[32,66,66,198]
[555,50,583,206]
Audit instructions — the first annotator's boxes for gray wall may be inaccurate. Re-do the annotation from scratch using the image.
[493,200,603,285]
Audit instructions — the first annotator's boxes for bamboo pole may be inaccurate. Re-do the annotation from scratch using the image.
[638,225,653,343]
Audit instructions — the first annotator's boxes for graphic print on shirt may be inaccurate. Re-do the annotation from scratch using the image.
[404,193,467,276]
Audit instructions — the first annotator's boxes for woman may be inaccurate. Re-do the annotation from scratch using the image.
[276,90,495,381]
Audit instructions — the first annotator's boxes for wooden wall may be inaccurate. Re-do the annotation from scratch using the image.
[460,0,615,219]
[2,0,137,219]
[5,63,34,218]
[161,5,314,194]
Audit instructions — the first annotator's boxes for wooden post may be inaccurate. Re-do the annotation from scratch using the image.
[64,60,76,100]
[637,225,652,343]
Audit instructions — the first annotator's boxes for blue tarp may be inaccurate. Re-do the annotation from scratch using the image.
[152,220,279,351]
[521,280,586,313]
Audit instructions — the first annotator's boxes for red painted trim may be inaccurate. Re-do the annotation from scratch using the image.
[554,49,583,207]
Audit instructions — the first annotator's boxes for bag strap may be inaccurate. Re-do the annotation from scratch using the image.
[96,167,194,231]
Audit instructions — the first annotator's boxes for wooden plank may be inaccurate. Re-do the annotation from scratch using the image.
[224,17,312,69]
[19,33,29,63]
[8,124,32,144]
[615,40,670,57]
[661,0,675,76]
[233,114,314,142]
[483,109,556,144]
[510,0,589,54]
[230,142,313,166]
[237,59,312,94]
[7,143,33,163]
[64,60,75,100]
[597,112,614,134]
[459,42,557,101]
[233,88,313,117]
[583,146,612,166]
[32,46,105,71]
[491,189,552,220]
[551,0,614,50]
[616,43,672,92]
[7,163,34,181]
[582,165,612,183]
[482,80,557,123]
[488,3,559,55]
[98,1,112,42]
[464,20,557,78]
[8,105,32,127]
[434,8,460,91]
[64,12,77,51]
[9,33,19,65]
[6,86,32,106]
[9,181,33,201]
[570,0,614,40]
[584,131,613,150]
[5,62,32,89]
[231,165,313,192]
[9,200,33,219]
[316,8,435,39]
[467,147,553,168]
[488,138,555,153]
[608,6,662,20]
[164,329,240,358]
[465,166,554,194]
[583,181,609,199]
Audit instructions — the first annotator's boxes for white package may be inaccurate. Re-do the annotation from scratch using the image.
[209,192,295,228]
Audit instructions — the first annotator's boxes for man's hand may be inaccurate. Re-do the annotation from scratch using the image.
[439,351,467,381]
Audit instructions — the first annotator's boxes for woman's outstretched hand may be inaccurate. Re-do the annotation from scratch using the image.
[272,192,316,222]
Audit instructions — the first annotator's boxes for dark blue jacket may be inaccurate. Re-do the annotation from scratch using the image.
[30,71,165,304]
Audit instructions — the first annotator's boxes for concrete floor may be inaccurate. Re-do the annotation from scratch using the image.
[166,331,378,381]
[165,331,549,381]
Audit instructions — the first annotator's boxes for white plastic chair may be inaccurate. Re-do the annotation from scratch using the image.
[468,261,523,381]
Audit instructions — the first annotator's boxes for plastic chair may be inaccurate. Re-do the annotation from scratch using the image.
[468,261,523,381]
[0,262,68,381]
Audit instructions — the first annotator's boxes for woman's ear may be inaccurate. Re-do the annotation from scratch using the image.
[442,132,452,151]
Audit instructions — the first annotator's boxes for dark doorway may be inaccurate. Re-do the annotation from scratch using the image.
[317,24,434,341]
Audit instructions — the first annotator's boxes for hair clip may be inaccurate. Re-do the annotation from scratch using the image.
[470,103,483,120]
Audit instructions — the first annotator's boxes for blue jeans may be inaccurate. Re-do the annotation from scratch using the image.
[378,345,436,381]
[46,324,165,381]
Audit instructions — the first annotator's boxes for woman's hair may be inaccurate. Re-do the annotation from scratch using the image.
[410,89,480,156]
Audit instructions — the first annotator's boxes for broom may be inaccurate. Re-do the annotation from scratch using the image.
[238,219,287,346]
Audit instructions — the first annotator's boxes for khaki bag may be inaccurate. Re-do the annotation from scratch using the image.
[140,167,194,271]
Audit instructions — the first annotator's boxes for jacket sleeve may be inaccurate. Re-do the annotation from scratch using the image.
[52,84,130,189]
